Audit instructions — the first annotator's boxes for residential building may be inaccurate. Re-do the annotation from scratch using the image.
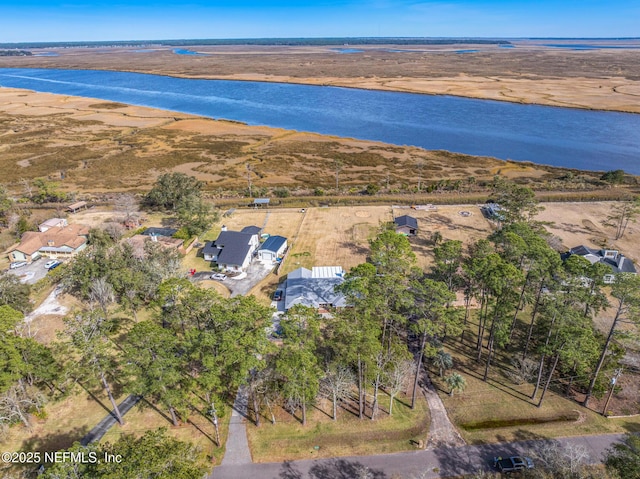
[283,266,347,313]
[204,230,259,272]
[8,224,89,262]
[567,245,637,284]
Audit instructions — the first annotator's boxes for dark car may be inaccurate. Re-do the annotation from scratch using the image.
[47,262,62,271]
[494,456,534,473]
[273,290,283,301]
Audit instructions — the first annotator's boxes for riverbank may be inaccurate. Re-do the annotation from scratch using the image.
[1,41,639,113]
[1,87,627,197]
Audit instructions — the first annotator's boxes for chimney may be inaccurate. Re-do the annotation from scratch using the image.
[151,234,157,242]
[221,225,227,232]
[617,254,625,270]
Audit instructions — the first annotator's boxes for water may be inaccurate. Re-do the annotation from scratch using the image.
[332,48,364,54]
[1,68,639,174]
[542,44,640,50]
[173,49,208,56]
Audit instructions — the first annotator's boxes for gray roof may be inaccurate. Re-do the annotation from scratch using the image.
[213,231,254,266]
[394,215,418,229]
[569,245,637,274]
[260,235,287,253]
[253,198,270,204]
[142,227,178,237]
[241,225,262,235]
[202,241,220,256]
[284,267,346,310]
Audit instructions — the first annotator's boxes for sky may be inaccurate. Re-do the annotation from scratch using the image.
[0,0,638,43]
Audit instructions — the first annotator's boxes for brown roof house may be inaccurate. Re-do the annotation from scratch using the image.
[9,224,89,263]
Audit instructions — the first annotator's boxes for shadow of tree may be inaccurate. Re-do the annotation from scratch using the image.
[279,460,304,479]
[21,425,90,453]
[309,459,386,479]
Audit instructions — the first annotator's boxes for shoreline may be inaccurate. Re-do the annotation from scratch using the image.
[1,42,640,114]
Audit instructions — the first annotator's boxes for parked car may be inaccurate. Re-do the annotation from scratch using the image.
[44,260,60,269]
[273,290,283,301]
[9,261,27,269]
[47,262,62,271]
[211,273,227,281]
[493,456,534,473]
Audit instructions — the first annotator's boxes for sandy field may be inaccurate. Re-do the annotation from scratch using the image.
[2,40,640,113]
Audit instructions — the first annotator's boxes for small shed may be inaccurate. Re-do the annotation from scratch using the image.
[67,201,88,213]
[394,215,418,236]
[253,198,270,208]
[258,235,288,263]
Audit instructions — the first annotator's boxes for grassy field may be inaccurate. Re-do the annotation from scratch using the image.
[246,393,430,463]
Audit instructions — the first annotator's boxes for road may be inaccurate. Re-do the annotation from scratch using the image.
[211,433,624,479]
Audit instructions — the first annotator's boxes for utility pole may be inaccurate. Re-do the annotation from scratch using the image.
[602,368,622,417]
[246,163,252,198]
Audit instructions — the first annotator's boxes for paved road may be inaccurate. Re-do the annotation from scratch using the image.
[211,433,624,479]
[80,395,142,446]
[220,387,252,466]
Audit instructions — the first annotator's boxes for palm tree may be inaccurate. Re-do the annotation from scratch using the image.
[431,350,453,378]
[445,373,466,397]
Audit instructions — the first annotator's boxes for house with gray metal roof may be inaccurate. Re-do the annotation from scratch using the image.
[258,235,287,263]
[284,266,347,312]
[204,230,259,272]
[567,245,636,283]
[394,215,418,235]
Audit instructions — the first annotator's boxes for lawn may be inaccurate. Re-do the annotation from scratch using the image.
[430,328,640,445]
[246,392,429,463]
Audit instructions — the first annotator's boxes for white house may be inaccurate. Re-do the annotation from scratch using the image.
[257,235,287,263]
[202,229,259,272]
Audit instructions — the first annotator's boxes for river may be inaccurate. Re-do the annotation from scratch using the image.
[1,68,639,174]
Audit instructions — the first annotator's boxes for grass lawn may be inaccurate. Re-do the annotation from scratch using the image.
[246,392,429,463]
[99,397,231,466]
[431,333,640,445]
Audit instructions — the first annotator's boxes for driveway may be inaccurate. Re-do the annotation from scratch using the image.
[6,258,60,284]
[192,261,275,297]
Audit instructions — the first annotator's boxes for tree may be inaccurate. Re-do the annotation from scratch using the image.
[432,240,463,291]
[62,309,124,425]
[445,373,466,396]
[604,196,640,240]
[275,306,323,426]
[491,177,542,225]
[408,278,458,408]
[144,172,203,212]
[176,195,217,237]
[601,169,626,185]
[321,364,354,421]
[0,184,12,228]
[0,273,32,314]
[431,350,453,379]
[584,273,640,407]
[31,178,67,204]
[383,355,414,415]
[605,433,640,479]
[114,193,140,227]
[124,321,190,427]
[41,429,207,479]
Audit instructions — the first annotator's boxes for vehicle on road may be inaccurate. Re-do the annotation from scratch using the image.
[10,261,27,269]
[273,290,283,301]
[44,260,60,269]
[211,273,227,281]
[493,456,534,473]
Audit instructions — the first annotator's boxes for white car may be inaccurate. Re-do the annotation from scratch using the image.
[211,273,227,281]
[10,261,27,269]
[44,260,60,270]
